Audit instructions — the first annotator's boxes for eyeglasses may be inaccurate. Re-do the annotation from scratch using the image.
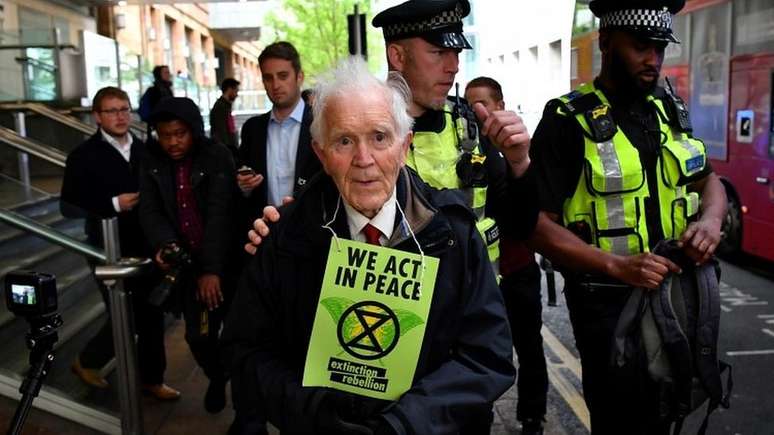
[100,107,131,117]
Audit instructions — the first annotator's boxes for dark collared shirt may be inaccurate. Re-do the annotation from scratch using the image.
[175,157,204,251]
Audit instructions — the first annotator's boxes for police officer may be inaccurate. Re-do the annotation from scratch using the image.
[529,0,727,433]
[466,76,548,435]
[372,0,536,270]
[246,0,538,259]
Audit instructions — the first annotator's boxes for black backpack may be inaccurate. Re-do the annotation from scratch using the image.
[138,88,154,122]
[611,240,732,435]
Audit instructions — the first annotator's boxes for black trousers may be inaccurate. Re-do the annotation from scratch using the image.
[181,273,233,382]
[500,261,548,422]
[564,281,670,435]
[80,273,167,385]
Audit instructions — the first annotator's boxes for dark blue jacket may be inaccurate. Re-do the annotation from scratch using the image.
[224,167,515,435]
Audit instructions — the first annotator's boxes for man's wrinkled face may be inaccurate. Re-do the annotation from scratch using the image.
[606,30,667,94]
[157,119,193,160]
[94,96,131,138]
[313,91,411,219]
[261,58,303,110]
[464,86,504,113]
[394,38,460,111]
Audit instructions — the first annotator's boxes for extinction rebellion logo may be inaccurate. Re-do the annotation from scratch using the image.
[327,301,399,393]
[337,301,400,360]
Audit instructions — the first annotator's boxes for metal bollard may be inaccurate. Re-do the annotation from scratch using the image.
[95,218,149,435]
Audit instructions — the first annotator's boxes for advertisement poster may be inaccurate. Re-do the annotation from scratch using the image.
[689,3,732,160]
[302,239,439,400]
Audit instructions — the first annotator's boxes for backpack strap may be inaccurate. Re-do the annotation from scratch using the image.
[693,260,732,435]
[650,265,694,419]
[694,260,724,401]
[610,287,647,368]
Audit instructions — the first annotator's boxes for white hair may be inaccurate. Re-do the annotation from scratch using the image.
[310,57,414,144]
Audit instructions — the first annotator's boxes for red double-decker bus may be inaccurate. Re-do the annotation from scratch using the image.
[571,0,774,262]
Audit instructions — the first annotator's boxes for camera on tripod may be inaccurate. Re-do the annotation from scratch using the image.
[4,271,62,435]
[148,241,192,307]
[5,271,58,319]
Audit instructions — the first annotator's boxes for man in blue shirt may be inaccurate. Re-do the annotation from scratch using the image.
[237,42,321,231]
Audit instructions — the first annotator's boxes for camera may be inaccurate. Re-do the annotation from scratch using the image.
[4,271,63,435]
[4,271,58,318]
[148,242,192,308]
[456,151,488,188]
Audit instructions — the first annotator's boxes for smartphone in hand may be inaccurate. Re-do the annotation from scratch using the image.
[237,166,255,176]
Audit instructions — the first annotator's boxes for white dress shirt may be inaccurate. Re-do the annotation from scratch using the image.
[343,189,397,246]
[101,128,134,212]
[266,99,305,206]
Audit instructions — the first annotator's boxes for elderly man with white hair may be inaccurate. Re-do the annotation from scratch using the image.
[225,58,514,435]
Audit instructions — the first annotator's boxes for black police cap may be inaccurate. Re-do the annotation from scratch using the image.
[590,0,686,43]
[372,0,472,49]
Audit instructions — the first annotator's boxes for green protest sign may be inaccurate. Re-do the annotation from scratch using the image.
[302,238,439,400]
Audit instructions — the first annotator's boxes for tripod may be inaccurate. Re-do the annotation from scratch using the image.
[7,313,63,435]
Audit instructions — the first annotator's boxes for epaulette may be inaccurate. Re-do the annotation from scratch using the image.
[561,91,605,117]
[557,90,617,142]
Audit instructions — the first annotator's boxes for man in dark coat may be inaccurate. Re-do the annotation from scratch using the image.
[224,59,514,435]
[237,41,320,231]
[210,77,240,159]
[60,86,176,399]
[139,96,241,413]
[139,65,173,123]
[466,76,548,435]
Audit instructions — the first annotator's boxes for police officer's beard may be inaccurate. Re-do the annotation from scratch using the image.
[609,50,658,97]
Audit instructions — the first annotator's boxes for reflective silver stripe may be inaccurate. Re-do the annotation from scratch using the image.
[605,196,630,254]
[672,131,702,158]
[596,140,624,191]
[472,205,486,220]
[597,140,630,254]
[686,192,699,217]
[610,236,631,255]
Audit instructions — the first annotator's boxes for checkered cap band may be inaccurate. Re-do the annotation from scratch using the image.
[600,8,673,32]
[383,3,464,38]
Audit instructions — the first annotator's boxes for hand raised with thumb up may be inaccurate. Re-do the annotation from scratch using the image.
[472,102,531,177]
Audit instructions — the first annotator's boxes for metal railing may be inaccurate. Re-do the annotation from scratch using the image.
[0,102,96,136]
[0,131,147,433]
[0,209,147,434]
[0,125,66,168]
[0,209,104,262]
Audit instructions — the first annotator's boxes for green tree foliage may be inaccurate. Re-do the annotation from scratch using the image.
[264,0,384,83]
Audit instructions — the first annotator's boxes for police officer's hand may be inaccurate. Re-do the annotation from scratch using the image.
[608,253,682,290]
[472,102,531,177]
[678,216,722,265]
[197,274,223,311]
[244,197,293,255]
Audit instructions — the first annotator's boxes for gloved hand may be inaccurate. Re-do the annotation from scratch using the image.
[365,417,397,435]
[314,390,391,435]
